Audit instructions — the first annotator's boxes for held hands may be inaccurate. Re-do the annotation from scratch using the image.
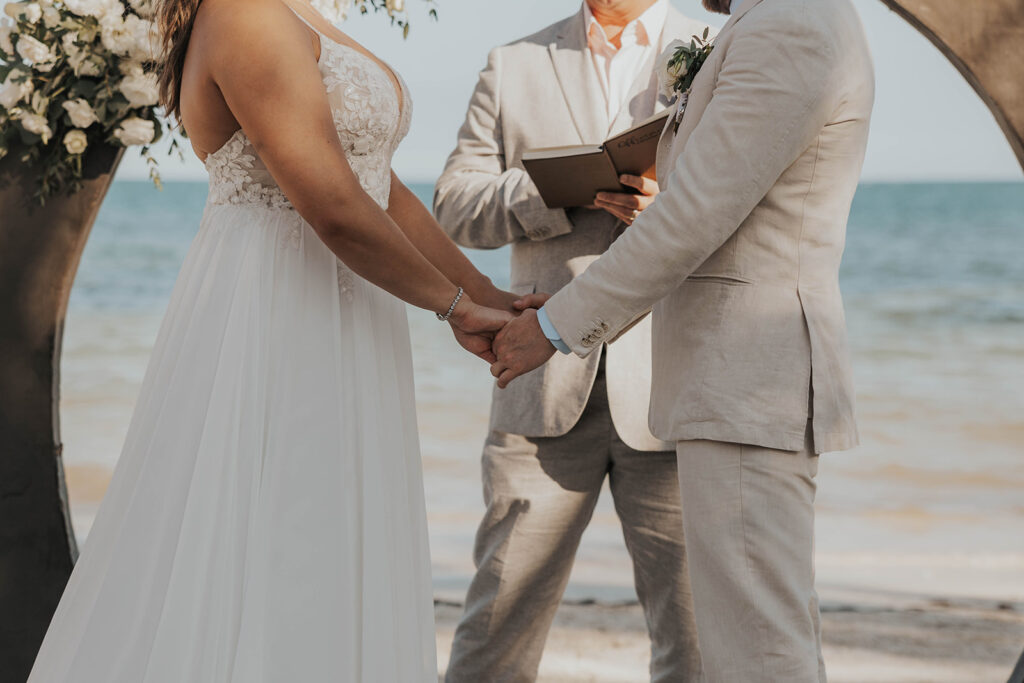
[593,174,660,225]
[448,295,515,364]
[449,288,558,387]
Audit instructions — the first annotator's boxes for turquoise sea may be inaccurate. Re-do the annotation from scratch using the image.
[60,180,1024,606]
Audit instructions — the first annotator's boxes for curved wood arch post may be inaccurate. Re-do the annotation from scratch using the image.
[879,0,1024,171]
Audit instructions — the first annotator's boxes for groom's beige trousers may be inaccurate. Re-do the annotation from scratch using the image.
[445,362,702,683]
[675,425,826,683]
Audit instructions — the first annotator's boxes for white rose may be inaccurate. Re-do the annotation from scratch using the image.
[63,129,88,154]
[113,116,154,145]
[65,0,120,19]
[123,14,158,60]
[17,110,52,143]
[385,0,403,14]
[118,68,158,107]
[41,3,59,26]
[656,39,688,99]
[0,71,33,109]
[62,97,97,127]
[127,0,152,18]
[0,24,13,54]
[100,12,136,55]
[16,33,55,66]
[4,1,40,22]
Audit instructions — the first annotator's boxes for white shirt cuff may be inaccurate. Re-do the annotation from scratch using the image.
[537,306,572,355]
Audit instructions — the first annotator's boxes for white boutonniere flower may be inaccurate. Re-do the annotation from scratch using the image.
[658,27,713,133]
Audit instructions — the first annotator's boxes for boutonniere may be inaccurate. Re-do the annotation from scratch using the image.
[657,27,714,133]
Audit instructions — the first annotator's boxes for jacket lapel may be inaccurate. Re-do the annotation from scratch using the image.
[655,0,765,182]
[549,10,608,144]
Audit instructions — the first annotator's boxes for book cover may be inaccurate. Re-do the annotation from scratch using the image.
[521,111,670,209]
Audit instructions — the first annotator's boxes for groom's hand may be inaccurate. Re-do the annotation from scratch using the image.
[490,308,556,388]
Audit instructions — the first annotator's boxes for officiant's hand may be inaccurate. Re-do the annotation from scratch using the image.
[593,174,659,226]
[450,298,514,364]
[490,309,556,388]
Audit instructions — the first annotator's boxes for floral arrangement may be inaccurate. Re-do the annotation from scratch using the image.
[657,27,713,133]
[0,0,434,203]
[0,0,174,202]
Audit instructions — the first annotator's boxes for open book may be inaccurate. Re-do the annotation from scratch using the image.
[521,110,670,209]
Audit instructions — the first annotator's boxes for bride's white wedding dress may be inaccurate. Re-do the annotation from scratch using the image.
[29,14,436,682]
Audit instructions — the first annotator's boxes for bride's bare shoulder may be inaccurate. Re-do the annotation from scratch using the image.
[191,0,313,64]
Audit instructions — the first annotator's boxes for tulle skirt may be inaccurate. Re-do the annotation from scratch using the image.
[28,202,437,681]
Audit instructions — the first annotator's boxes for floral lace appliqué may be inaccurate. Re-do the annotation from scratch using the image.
[202,23,412,300]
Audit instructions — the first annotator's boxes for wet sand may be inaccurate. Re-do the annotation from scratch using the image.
[434,596,1024,682]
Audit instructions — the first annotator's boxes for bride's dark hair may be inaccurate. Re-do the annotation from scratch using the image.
[156,0,204,121]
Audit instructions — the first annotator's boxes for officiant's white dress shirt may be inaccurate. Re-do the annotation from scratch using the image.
[584,0,669,125]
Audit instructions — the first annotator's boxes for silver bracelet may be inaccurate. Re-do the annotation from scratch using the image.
[436,287,464,322]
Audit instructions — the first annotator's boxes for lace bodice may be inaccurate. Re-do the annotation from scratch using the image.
[204,23,412,213]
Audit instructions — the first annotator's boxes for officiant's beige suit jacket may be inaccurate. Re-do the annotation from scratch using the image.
[435,7,711,451]
[543,0,874,454]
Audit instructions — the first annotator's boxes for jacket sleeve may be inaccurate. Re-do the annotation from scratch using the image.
[543,8,845,355]
[433,47,576,249]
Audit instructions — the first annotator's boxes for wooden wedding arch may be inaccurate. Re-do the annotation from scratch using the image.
[0,1,1022,681]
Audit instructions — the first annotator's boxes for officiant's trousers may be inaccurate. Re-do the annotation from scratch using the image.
[445,366,702,683]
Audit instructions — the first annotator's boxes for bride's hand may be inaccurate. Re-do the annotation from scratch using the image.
[448,297,514,363]
[470,284,520,315]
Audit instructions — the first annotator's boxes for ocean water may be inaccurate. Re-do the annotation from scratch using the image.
[60,180,1024,604]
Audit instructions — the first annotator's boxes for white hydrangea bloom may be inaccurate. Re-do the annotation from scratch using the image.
[113,116,154,145]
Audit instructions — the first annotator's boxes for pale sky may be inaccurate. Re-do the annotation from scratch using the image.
[119,0,1024,183]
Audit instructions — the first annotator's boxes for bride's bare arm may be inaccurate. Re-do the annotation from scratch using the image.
[386,173,518,312]
[193,0,502,335]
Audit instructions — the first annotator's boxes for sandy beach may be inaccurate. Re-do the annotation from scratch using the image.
[433,596,1024,682]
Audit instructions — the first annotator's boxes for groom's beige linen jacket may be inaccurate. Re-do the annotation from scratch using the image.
[435,6,710,451]
[543,0,874,454]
